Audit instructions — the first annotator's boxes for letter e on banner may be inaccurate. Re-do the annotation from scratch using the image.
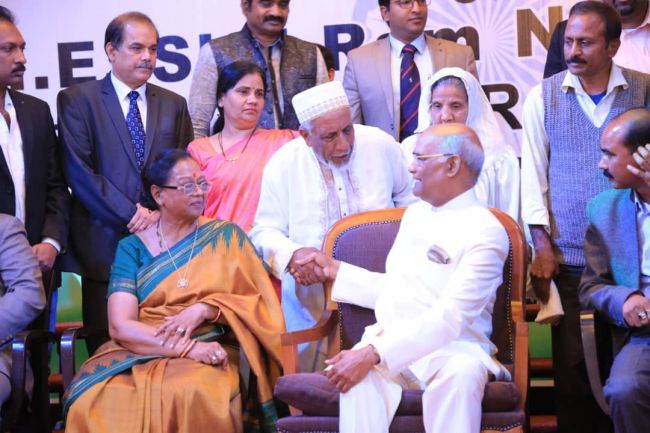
[58,41,95,88]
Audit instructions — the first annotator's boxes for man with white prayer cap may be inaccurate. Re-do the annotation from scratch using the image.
[249,80,415,368]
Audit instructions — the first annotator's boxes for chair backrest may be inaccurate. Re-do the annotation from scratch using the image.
[323,208,404,351]
[322,207,527,367]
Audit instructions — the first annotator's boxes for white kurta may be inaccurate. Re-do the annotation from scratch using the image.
[331,190,510,433]
[249,124,415,355]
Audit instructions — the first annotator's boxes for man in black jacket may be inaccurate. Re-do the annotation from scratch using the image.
[0,6,69,273]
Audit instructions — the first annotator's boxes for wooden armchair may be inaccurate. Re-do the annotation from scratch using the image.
[274,208,529,433]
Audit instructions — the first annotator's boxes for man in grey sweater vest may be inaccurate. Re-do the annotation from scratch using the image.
[521,2,650,433]
[188,0,328,138]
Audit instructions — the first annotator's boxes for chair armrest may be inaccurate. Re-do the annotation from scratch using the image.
[512,320,529,413]
[60,326,88,390]
[580,309,610,416]
[55,321,83,336]
[280,310,338,375]
[5,330,55,433]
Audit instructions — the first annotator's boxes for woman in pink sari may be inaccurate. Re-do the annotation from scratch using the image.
[188,61,298,232]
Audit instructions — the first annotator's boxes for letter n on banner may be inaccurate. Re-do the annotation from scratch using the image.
[516,6,563,56]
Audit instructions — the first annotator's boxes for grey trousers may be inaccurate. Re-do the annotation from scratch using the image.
[604,337,650,433]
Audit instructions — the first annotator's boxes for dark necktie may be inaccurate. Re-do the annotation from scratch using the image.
[399,44,421,141]
[126,90,146,169]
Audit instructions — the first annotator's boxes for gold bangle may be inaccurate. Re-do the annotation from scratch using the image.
[179,339,196,358]
[210,308,222,324]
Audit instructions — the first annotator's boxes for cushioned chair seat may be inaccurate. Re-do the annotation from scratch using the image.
[275,372,521,417]
[276,414,528,433]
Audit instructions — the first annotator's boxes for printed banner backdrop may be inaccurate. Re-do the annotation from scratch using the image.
[9,0,579,153]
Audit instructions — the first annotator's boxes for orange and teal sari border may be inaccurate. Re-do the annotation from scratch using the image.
[136,220,248,301]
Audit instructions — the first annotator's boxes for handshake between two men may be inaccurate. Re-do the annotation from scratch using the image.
[287,247,383,393]
[288,247,339,285]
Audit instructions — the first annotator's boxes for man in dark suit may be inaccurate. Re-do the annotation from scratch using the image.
[343,0,477,141]
[0,7,69,274]
[58,12,193,354]
[579,107,650,433]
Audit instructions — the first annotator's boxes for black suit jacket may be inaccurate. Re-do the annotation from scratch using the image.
[57,73,193,280]
[544,20,568,79]
[0,89,69,247]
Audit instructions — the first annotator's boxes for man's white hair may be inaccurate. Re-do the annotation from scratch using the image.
[436,131,484,177]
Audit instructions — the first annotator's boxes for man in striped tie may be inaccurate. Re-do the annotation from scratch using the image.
[343,0,478,141]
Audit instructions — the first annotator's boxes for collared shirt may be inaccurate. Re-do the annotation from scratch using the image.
[521,64,629,229]
[0,92,25,223]
[110,72,148,127]
[389,33,434,134]
[614,2,650,74]
[632,190,650,290]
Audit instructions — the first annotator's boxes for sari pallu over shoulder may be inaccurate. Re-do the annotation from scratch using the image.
[63,220,285,433]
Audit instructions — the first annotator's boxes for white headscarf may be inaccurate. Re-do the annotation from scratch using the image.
[424,67,506,156]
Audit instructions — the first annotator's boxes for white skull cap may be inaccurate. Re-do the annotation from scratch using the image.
[292,80,350,125]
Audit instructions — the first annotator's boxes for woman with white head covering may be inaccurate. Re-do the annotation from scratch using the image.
[401,67,520,221]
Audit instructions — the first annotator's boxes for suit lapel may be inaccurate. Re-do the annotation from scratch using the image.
[426,35,442,74]
[374,39,394,127]
[100,74,139,172]
[610,193,639,288]
[10,90,33,183]
[144,85,158,165]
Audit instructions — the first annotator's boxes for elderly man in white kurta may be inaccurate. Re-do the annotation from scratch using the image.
[249,81,414,367]
[299,123,510,433]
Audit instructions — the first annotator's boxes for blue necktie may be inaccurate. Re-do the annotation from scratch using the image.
[399,44,420,141]
[126,91,146,169]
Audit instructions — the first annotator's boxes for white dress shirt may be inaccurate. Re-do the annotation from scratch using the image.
[110,73,147,127]
[614,2,650,74]
[521,64,629,229]
[0,92,25,223]
[389,33,434,134]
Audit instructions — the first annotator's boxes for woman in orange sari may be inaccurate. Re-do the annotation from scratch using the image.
[63,149,284,433]
[188,61,298,232]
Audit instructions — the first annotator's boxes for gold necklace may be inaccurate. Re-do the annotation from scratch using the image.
[217,127,257,162]
[156,219,199,289]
